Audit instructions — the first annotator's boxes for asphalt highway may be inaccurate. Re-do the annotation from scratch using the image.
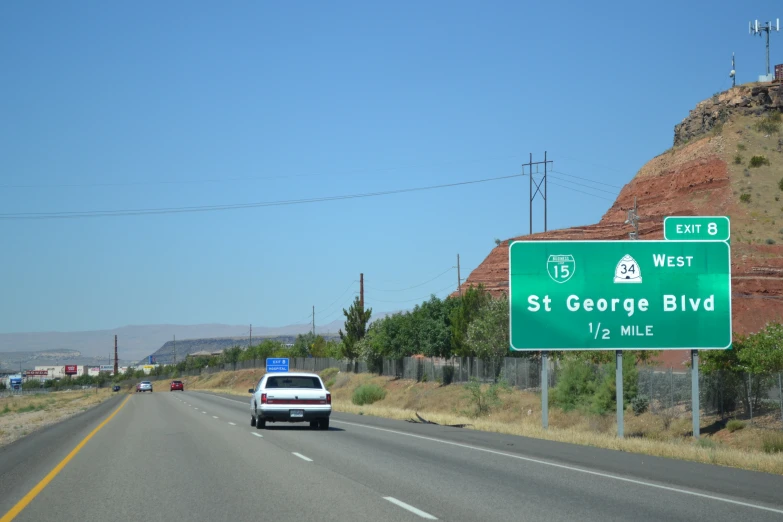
[1,390,783,521]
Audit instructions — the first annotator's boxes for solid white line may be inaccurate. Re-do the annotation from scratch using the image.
[384,497,437,520]
[292,452,312,462]
[228,422,237,426]
[332,420,783,515]
[212,416,219,419]
[252,432,263,438]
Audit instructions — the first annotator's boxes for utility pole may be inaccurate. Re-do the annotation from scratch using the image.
[457,254,462,297]
[360,273,364,310]
[173,335,176,365]
[625,197,639,240]
[523,152,553,235]
[249,324,252,348]
[114,335,118,375]
[750,18,780,78]
[312,306,315,335]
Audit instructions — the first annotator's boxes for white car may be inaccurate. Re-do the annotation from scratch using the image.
[137,381,153,393]
[249,372,331,430]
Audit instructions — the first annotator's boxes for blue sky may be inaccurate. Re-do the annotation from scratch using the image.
[1,1,780,333]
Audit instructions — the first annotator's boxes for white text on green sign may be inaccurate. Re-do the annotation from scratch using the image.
[509,240,731,351]
[663,216,730,242]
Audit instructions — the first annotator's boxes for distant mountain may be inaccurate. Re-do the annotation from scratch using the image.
[0,316,388,369]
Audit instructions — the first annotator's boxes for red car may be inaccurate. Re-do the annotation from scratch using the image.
[170,380,184,391]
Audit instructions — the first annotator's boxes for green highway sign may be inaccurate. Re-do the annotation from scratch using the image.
[509,240,731,351]
[663,216,730,242]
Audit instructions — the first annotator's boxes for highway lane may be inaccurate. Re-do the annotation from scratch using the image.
[0,391,426,522]
[187,390,783,521]
[1,390,783,521]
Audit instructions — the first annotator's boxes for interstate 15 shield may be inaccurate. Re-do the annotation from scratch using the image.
[546,254,575,283]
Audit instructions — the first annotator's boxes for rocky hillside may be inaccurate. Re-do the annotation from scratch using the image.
[460,82,783,338]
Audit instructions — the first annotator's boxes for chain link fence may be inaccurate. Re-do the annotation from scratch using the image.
[140,355,783,429]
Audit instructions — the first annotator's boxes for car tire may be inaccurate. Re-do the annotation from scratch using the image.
[319,419,330,430]
[251,416,256,427]
[309,421,318,429]
[256,418,265,430]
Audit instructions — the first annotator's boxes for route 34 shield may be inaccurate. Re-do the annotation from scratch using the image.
[546,254,575,283]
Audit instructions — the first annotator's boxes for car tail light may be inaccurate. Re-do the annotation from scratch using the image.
[261,393,267,404]
[326,393,331,405]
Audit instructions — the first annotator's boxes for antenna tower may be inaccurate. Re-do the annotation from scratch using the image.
[749,18,780,79]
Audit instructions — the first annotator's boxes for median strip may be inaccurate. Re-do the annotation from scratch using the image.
[383,497,437,520]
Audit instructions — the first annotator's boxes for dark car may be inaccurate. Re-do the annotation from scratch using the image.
[170,380,184,391]
[112,385,121,392]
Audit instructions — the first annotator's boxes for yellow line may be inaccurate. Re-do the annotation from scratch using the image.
[0,395,131,522]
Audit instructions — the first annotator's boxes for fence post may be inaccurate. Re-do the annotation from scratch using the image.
[669,368,673,410]
[649,370,654,414]
[691,350,700,438]
[779,373,783,430]
[749,374,753,424]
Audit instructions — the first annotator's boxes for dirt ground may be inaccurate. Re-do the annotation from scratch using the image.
[0,389,116,447]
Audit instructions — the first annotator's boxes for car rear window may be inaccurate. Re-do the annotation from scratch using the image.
[265,376,322,389]
[172,381,182,384]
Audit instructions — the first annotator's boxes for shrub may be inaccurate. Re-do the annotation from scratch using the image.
[726,419,745,433]
[553,359,599,411]
[737,143,746,151]
[762,432,783,454]
[442,365,455,386]
[734,154,743,165]
[591,355,638,415]
[462,377,510,417]
[740,193,751,203]
[631,394,649,415]
[778,177,783,191]
[749,156,769,168]
[320,367,339,381]
[767,239,776,245]
[696,437,717,449]
[351,383,387,405]
[755,113,781,134]
[325,379,336,389]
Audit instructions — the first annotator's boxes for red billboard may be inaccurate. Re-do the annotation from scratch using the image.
[65,365,78,375]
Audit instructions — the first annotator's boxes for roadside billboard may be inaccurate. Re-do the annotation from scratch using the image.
[88,367,100,376]
[25,370,49,377]
[99,365,114,373]
[65,365,78,375]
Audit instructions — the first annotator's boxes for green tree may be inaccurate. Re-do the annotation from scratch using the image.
[291,333,316,358]
[466,295,509,379]
[449,285,491,357]
[222,346,243,368]
[590,353,639,414]
[339,297,372,369]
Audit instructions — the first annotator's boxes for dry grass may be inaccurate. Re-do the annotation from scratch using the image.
[0,389,114,447]
[721,113,783,243]
[180,368,783,475]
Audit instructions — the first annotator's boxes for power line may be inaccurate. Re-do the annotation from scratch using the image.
[0,173,527,220]
[550,170,623,189]
[547,174,619,195]
[547,180,616,201]
[1,153,524,190]
[365,267,455,292]
[364,282,457,304]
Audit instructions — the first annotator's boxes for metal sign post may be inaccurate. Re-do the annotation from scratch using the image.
[692,349,700,437]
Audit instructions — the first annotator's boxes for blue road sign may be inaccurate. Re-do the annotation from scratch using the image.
[266,358,289,373]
